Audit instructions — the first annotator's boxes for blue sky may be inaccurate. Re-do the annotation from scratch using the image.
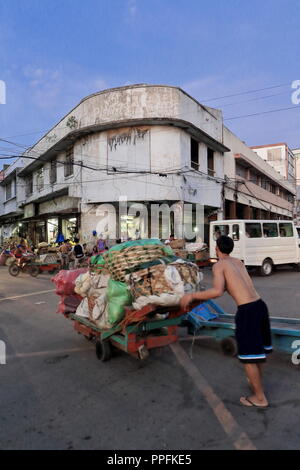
[1,0,300,165]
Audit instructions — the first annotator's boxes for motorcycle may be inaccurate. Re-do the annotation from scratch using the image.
[8,253,39,277]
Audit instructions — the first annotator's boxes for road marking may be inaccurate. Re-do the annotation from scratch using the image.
[7,346,94,360]
[170,342,256,451]
[0,289,55,302]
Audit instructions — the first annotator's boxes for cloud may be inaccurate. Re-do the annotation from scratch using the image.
[127,0,137,20]
[20,65,108,113]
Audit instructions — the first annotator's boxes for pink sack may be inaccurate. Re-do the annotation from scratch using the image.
[52,268,88,295]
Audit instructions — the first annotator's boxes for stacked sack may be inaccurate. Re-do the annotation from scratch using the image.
[53,238,203,328]
[52,268,88,314]
[125,256,202,310]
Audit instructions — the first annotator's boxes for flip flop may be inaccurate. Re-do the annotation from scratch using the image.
[240,396,269,409]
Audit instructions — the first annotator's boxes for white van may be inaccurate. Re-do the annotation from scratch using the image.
[209,220,300,276]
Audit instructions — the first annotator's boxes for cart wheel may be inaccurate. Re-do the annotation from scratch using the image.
[9,263,20,277]
[95,339,111,361]
[29,265,40,277]
[221,337,238,357]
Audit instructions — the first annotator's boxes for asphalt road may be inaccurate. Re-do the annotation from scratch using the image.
[0,265,299,450]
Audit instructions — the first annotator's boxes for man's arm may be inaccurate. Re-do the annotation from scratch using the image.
[180,263,225,310]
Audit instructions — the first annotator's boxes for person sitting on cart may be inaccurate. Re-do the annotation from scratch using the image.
[72,238,85,268]
[180,235,272,409]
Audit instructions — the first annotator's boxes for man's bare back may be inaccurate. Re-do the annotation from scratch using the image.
[217,257,260,306]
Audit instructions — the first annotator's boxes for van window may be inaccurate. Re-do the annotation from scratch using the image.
[232,224,240,241]
[213,225,229,240]
[297,228,300,239]
[245,223,262,238]
[279,223,293,237]
[263,223,278,238]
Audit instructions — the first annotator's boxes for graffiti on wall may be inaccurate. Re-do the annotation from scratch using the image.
[108,128,149,152]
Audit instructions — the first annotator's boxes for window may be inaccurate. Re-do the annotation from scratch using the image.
[267,148,282,161]
[5,181,12,200]
[232,224,240,241]
[50,160,57,184]
[270,184,276,194]
[250,171,259,185]
[261,179,269,191]
[65,147,74,177]
[296,228,300,239]
[207,148,214,176]
[191,138,199,170]
[263,223,278,238]
[236,164,247,179]
[213,224,229,240]
[245,223,262,238]
[36,167,44,191]
[26,175,33,197]
[279,223,293,237]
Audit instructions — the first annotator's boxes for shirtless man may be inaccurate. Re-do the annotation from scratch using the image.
[180,235,272,409]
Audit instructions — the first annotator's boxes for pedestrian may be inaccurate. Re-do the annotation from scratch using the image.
[180,235,272,409]
[59,240,71,269]
[72,237,85,268]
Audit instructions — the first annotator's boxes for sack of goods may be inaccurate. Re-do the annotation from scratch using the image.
[52,238,204,330]
[52,268,88,315]
[74,271,132,329]
[125,257,203,310]
[102,239,173,282]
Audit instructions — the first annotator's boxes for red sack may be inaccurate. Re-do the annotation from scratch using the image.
[57,294,82,314]
[52,268,88,295]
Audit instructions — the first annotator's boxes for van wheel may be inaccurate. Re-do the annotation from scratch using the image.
[293,263,300,272]
[260,259,273,276]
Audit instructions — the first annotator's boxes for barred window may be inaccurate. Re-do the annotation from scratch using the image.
[26,175,33,197]
[36,167,44,191]
[50,160,57,184]
[65,147,74,177]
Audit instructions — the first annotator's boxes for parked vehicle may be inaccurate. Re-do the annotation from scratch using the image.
[210,219,300,276]
[9,254,39,277]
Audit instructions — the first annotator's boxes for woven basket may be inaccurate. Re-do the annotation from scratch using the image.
[103,245,167,282]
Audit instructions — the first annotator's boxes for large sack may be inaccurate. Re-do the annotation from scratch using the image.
[127,261,202,310]
[52,268,88,295]
[57,294,82,314]
[106,279,132,325]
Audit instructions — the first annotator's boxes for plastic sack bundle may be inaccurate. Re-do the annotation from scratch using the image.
[90,255,106,273]
[57,294,82,315]
[127,261,202,310]
[52,268,88,295]
[106,278,132,325]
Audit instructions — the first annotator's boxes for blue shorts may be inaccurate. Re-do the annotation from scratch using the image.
[235,299,273,364]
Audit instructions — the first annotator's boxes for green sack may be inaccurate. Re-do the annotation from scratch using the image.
[107,279,132,325]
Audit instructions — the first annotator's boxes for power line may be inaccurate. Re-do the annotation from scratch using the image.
[225,104,300,121]
[201,83,290,102]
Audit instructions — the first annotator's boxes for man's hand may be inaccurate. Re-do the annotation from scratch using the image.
[180,293,197,312]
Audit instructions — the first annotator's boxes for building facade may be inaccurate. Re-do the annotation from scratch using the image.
[292,148,300,225]
[0,84,297,247]
[251,143,296,183]
[224,129,295,221]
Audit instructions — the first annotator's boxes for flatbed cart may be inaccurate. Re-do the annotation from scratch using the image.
[188,299,300,361]
[67,304,185,362]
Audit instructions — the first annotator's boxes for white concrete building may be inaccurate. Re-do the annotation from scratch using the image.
[251,143,296,183]
[0,84,296,246]
[224,129,295,220]
[3,85,229,245]
[292,148,300,225]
